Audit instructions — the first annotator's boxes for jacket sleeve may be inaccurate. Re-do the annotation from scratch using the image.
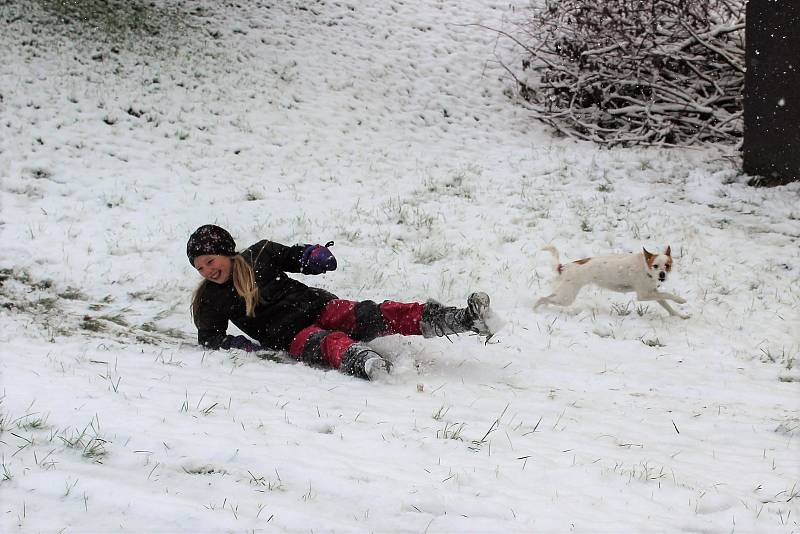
[194,293,232,349]
[248,240,306,274]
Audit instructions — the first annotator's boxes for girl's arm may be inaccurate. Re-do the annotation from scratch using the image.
[195,301,262,352]
[247,240,305,273]
[248,240,336,275]
[195,309,231,349]
[193,293,244,349]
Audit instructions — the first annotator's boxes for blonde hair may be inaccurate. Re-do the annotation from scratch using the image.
[191,253,263,323]
[231,254,263,317]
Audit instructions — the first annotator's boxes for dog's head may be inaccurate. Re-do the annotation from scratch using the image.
[643,246,673,283]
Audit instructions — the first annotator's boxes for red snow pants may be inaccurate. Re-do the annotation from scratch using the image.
[288,299,424,369]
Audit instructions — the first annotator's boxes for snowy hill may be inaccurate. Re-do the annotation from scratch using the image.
[1,0,798,532]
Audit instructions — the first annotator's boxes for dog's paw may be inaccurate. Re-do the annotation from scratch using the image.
[678,312,691,320]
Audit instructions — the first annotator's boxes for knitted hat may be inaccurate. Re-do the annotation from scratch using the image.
[187,225,236,265]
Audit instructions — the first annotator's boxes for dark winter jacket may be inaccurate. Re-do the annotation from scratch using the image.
[193,240,337,351]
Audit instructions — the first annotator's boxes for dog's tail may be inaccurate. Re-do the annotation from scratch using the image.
[541,245,563,274]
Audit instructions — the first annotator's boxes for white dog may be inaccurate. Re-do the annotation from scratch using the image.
[534,245,689,318]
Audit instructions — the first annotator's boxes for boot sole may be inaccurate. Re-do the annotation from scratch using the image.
[467,292,492,336]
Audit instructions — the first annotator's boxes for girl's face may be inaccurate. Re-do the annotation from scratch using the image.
[193,255,233,284]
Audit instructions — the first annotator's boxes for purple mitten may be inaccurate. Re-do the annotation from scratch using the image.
[301,241,337,274]
[226,335,261,352]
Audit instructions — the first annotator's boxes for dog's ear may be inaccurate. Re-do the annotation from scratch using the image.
[665,245,672,256]
[642,247,654,259]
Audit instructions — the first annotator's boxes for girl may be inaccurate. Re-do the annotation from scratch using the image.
[188,224,497,380]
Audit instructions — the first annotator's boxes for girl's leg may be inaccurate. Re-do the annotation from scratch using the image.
[418,293,494,338]
[288,325,388,379]
[317,299,424,341]
[291,294,495,380]
[317,295,494,341]
[289,325,354,369]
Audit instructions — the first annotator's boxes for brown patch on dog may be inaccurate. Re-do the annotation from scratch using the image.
[665,255,673,272]
[643,247,656,267]
[557,264,564,274]
[573,258,592,265]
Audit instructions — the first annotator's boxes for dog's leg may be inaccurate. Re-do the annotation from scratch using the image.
[655,300,690,319]
[536,285,581,310]
[652,291,686,304]
[637,291,689,318]
[637,290,686,304]
[534,295,562,309]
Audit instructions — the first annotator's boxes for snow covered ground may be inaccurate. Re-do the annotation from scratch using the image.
[1,0,798,532]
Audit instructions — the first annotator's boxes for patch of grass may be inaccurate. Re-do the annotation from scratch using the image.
[775,417,800,436]
[382,200,439,231]
[0,410,10,434]
[58,423,109,463]
[246,190,263,201]
[597,181,613,192]
[100,313,129,327]
[610,302,632,316]
[641,337,665,348]
[437,422,465,441]
[412,241,451,265]
[1,270,69,335]
[182,464,228,476]
[31,0,192,54]
[0,268,14,284]
[139,322,186,340]
[247,470,285,492]
[0,269,32,288]
[200,402,218,416]
[713,218,732,229]
[607,460,668,484]
[128,291,155,301]
[159,327,186,339]
[17,413,49,431]
[58,287,87,300]
[35,297,58,310]
[760,347,795,370]
[80,316,106,332]
[1,461,12,482]
[469,405,508,452]
[422,167,478,199]
[432,405,450,421]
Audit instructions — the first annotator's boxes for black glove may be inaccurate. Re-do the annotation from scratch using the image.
[224,335,262,352]
[301,241,337,274]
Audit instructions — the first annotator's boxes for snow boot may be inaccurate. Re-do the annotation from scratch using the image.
[363,355,391,381]
[419,292,494,338]
[341,342,392,381]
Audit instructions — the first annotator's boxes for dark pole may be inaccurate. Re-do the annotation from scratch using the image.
[743,0,800,186]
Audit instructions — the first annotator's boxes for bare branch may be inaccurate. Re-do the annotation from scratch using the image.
[483,0,745,146]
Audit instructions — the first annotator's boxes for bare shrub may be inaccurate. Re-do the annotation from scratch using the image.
[489,0,745,146]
